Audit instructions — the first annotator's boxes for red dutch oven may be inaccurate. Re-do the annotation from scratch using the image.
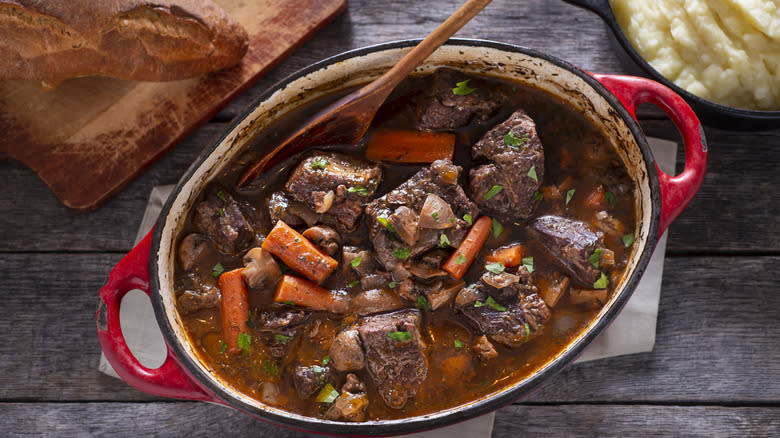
[96,39,707,435]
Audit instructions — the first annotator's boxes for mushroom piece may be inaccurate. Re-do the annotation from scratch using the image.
[241,247,281,289]
[418,194,455,229]
[481,271,520,289]
[302,225,342,257]
[389,206,419,246]
[178,233,213,272]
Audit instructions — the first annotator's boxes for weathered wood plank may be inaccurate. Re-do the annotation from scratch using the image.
[2,402,777,437]
[1,254,777,402]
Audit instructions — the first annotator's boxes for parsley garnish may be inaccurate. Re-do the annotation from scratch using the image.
[589,248,602,269]
[281,300,296,306]
[416,295,431,311]
[485,296,506,311]
[534,190,544,201]
[491,218,503,238]
[439,233,450,248]
[527,165,538,182]
[455,253,467,265]
[274,334,291,344]
[485,262,505,274]
[565,189,576,205]
[218,207,225,217]
[315,383,339,403]
[216,190,227,201]
[309,157,330,170]
[218,341,227,354]
[432,211,439,221]
[388,281,397,288]
[463,214,473,225]
[454,339,465,348]
[522,256,534,274]
[593,272,609,289]
[212,262,224,278]
[237,333,251,354]
[622,233,635,247]
[377,217,396,233]
[348,185,369,196]
[504,130,530,148]
[484,185,503,200]
[474,300,486,307]
[311,365,325,375]
[392,248,411,260]
[262,360,278,376]
[524,322,530,340]
[605,191,617,205]
[321,356,332,366]
[452,79,475,95]
[347,280,360,288]
[351,256,362,268]
[387,331,412,342]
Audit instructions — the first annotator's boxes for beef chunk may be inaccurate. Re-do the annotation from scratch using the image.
[192,188,255,255]
[267,191,317,228]
[473,335,498,362]
[285,152,382,231]
[356,309,428,409]
[178,233,215,272]
[351,289,405,316]
[342,373,366,393]
[293,365,331,399]
[256,309,309,330]
[528,215,604,287]
[330,328,365,372]
[460,291,550,348]
[417,69,505,130]
[325,392,369,422]
[365,159,478,281]
[177,286,220,315]
[469,109,544,220]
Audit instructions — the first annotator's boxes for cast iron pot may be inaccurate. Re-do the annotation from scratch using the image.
[97,39,707,436]
[563,0,780,131]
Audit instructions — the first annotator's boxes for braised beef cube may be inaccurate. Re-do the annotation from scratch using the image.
[352,288,405,316]
[342,373,366,393]
[329,328,365,372]
[285,152,382,231]
[257,309,309,330]
[192,188,255,255]
[365,159,478,281]
[473,335,498,362]
[177,286,220,315]
[325,392,369,422]
[459,292,550,348]
[528,215,604,287]
[267,191,316,228]
[417,69,505,130]
[293,365,331,399]
[357,309,428,409]
[469,109,544,220]
[178,233,215,272]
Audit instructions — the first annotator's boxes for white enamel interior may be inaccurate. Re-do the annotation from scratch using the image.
[155,43,654,424]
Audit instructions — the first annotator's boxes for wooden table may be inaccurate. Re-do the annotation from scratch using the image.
[1,1,778,436]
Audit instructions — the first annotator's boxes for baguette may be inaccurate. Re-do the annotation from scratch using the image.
[0,0,249,83]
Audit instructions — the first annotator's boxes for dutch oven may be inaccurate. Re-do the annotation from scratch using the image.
[96,39,707,436]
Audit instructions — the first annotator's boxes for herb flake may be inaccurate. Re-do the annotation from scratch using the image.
[491,218,503,238]
[347,280,360,288]
[216,190,227,201]
[432,211,439,221]
[387,331,412,342]
[593,272,609,289]
[484,185,503,200]
[565,189,576,205]
[416,295,431,311]
[439,233,451,248]
[281,300,296,306]
[237,333,251,354]
[454,339,465,348]
[452,79,475,95]
[485,261,505,274]
[522,257,534,274]
[218,341,227,354]
[589,248,602,269]
[262,360,278,376]
[274,334,291,344]
[388,281,397,288]
[392,247,411,260]
[377,217,396,233]
[605,191,617,205]
[463,214,473,225]
[524,322,531,340]
[321,356,332,366]
[309,157,330,170]
[315,383,339,404]
[348,185,369,196]
[351,256,362,268]
[504,130,530,148]
[212,262,224,278]
[527,165,538,182]
[622,233,635,247]
[485,296,506,311]
[455,253,467,265]
[534,190,544,201]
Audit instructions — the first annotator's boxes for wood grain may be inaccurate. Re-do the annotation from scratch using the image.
[0,0,346,212]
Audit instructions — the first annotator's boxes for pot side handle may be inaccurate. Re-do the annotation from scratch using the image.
[96,230,217,402]
[593,74,708,234]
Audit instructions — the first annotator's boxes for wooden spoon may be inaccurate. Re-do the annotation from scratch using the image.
[237,0,493,187]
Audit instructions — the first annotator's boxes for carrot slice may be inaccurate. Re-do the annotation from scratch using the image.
[365,129,455,163]
[443,216,492,279]
[262,220,338,284]
[274,274,348,313]
[484,243,525,267]
[584,184,607,210]
[218,268,250,355]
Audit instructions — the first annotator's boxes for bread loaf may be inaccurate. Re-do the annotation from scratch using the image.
[0,0,249,82]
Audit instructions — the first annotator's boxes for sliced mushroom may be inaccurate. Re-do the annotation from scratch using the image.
[351,288,405,316]
[473,335,498,362]
[408,262,449,279]
[312,190,336,213]
[481,271,520,289]
[302,225,342,257]
[241,247,281,289]
[389,206,419,246]
[418,194,455,229]
[455,284,484,306]
[426,280,465,310]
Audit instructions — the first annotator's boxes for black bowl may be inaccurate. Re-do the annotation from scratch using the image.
[564,0,780,131]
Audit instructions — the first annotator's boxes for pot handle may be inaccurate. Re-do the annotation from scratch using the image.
[593,73,708,234]
[96,230,218,402]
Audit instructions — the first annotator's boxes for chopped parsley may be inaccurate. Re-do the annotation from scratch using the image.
[524,322,531,340]
[321,356,332,366]
[392,247,411,260]
[439,233,451,248]
[565,189,576,205]
[484,185,503,200]
[455,253,467,265]
[348,185,369,196]
[218,341,227,354]
[485,296,506,311]
[534,190,544,201]
[294,237,301,243]
[388,281,397,288]
[605,191,617,205]
[311,365,325,375]
[454,339,465,348]
[485,261,505,274]
[622,233,635,247]
[377,217,396,233]
[473,300,486,308]
[281,300,296,306]
[212,262,224,278]
[237,333,251,355]
[274,334,291,344]
[432,211,439,221]
[218,207,225,217]
[347,280,360,288]
[522,256,534,274]
[491,218,503,238]
[309,157,330,170]
[452,79,475,95]
[387,331,412,342]
[315,383,339,404]
[593,272,609,289]
[589,248,602,269]
[216,190,227,201]
[350,256,362,268]
[527,165,538,182]
[504,130,530,148]
[262,360,278,376]
[463,213,473,225]
[416,295,431,311]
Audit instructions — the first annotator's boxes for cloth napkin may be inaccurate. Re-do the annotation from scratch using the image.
[99,137,678,437]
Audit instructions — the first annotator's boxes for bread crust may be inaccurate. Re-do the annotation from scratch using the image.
[0,0,249,81]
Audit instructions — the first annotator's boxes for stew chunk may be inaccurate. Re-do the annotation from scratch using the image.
[192,188,255,255]
[527,215,604,287]
[417,68,505,130]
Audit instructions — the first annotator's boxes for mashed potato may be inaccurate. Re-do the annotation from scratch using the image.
[610,0,780,110]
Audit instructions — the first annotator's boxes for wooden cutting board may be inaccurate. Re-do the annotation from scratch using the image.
[0,0,346,212]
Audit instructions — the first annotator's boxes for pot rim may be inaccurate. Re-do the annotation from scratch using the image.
[150,38,661,435]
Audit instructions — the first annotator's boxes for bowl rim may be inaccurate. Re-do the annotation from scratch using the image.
[150,38,661,435]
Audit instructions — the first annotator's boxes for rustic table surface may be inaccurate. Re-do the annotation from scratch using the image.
[1,0,778,436]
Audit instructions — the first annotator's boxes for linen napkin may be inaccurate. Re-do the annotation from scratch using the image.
[99,137,678,437]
